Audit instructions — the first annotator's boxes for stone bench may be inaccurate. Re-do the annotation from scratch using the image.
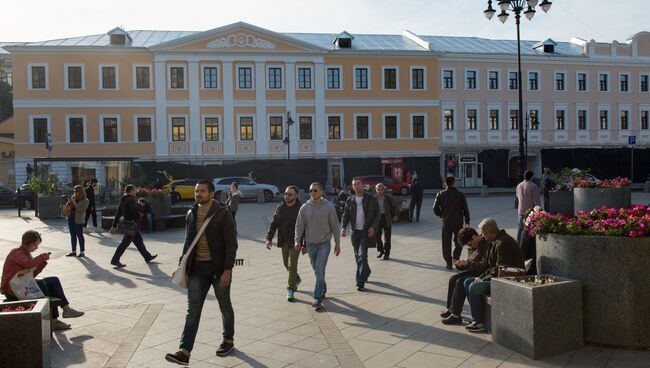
[101,215,185,231]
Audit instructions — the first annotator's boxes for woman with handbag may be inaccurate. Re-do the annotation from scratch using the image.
[226,182,241,231]
[109,184,157,268]
[1,230,84,330]
[65,185,89,257]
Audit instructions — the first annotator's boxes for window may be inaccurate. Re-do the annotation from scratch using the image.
[137,117,152,142]
[620,74,629,92]
[103,117,118,142]
[327,68,340,89]
[489,109,499,130]
[620,110,629,130]
[171,117,185,141]
[203,67,218,89]
[578,110,587,130]
[68,117,84,142]
[412,115,425,138]
[466,70,477,89]
[556,110,565,130]
[411,68,424,90]
[66,66,83,89]
[577,73,587,91]
[509,110,518,130]
[509,71,518,90]
[328,116,341,139]
[299,116,312,140]
[555,72,565,91]
[384,68,397,89]
[641,75,649,92]
[101,66,117,89]
[443,69,454,89]
[488,71,499,90]
[467,110,477,130]
[528,72,538,90]
[298,68,312,89]
[205,117,219,141]
[33,118,48,143]
[384,116,397,139]
[240,117,253,140]
[599,110,608,129]
[599,73,608,91]
[268,67,282,89]
[0,71,12,86]
[529,110,539,130]
[444,109,454,130]
[170,67,185,89]
[135,66,150,89]
[269,116,283,140]
[642,111,649,130]
[238,67,253,89]
[355,67,369,89]
[30,65,47,89]
[356,116,369,139]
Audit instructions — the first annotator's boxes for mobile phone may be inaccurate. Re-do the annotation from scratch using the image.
[47,252,52,255]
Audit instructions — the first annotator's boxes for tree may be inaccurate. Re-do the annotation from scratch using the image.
[0,59,13,123]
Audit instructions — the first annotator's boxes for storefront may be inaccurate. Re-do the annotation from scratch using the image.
[444,153,483,187]
[32,158,134,196]
[381,158,405,182]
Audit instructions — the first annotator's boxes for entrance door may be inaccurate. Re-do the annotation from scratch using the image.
[328,160,343,190]
[461,163,483,187]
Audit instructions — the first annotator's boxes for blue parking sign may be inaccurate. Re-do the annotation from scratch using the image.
[628,135,636,145]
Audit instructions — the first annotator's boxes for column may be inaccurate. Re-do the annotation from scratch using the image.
[188,61,201,156]
[314,61,327,154]
[255,62,268,154]
[285,62,298,155]
[154,61,168,156]
[222,62,235,155]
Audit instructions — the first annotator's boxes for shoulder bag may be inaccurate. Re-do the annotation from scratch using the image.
[171,213,216,288]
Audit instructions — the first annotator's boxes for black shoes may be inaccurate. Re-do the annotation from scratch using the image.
[165,350,189,365]
[145,254,158,263]
[442,315,463,325]
[383,253,390,261]
[216,341,235,356]
[376,251,384,258]
[445,263,453,270]
[111,260,126,268]
[66,252,77,257]
[357,285,366,292]
[440,310,452,318]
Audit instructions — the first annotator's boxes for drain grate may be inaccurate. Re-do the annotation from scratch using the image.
[234,258,246,266]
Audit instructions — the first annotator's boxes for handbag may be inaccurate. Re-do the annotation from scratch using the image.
[172,213,216,288]
[117,219,138,236]
[60,203,73,218]
[9,268,46,300]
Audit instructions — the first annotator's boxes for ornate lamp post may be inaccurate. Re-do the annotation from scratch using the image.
[484,0,552,181]
[283,111,295,186]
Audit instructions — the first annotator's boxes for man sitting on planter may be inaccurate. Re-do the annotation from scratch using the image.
[463,218,524,333]
[440,227,489,325]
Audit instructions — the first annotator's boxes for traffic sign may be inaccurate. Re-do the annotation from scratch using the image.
[628,135,636,145]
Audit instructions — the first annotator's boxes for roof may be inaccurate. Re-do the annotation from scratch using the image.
[0,42,24,55]
[286,33,426,51]
[420,35,584,56]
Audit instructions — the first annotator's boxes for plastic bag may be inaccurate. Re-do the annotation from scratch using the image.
[9,268,46,300]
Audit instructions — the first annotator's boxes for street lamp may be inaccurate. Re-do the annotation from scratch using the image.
[283,111,295,187]
[484,0,552,181]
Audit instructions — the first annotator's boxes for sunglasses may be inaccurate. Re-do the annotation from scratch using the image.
[309,189,319,193]
[283,192,295,196]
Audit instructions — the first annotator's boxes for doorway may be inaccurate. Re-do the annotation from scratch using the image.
[460,162,483,187]
[328,159,344,190]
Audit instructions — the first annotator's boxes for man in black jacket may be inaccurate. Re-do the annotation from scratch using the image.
[433,176,470,269]
[409,179,423,222]
[266,185,302,302]
[84,179,97,232]
[374,183,399,260]
[341,177,380,291]
[109,184,156,267]
[166,180,238,365]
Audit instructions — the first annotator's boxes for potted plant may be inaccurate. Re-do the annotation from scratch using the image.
[527,205,650,348]
[26,174,67,219]
[572,176,631,213]
[547,168,589,215]
[0,299,51,367]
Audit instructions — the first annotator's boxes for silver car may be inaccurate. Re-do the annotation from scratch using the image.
[212,177,280,202]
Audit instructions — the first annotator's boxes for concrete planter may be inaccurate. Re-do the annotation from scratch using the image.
[548,191,574,215]
[491,275,583,359]
[0,299,51,367]
[37,195,66,219]
[537,234,650,348]
[148,195,171,218]
[573,187,631,213]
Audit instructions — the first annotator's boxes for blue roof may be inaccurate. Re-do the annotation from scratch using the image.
[421,35,584,56]
[285,33,426,51]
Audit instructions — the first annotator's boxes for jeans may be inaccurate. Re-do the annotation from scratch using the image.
[68,216,85,253]
[351,230,371,287]
[441,222,462,265]
[446,270,478,315]
[111,230,153,263]
[280,241,301,291]
[180,261,235,352]
[376,217,392,256]
[84,206,97,227]
[517,214,527,246]
[543,193,550,212]
[144,213,153,232]
[307,242,330,302]
[464,278,491,322]
[409,199,422,221]
[38,277,69,319]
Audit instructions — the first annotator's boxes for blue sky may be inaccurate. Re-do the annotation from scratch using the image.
[2,0,646,43]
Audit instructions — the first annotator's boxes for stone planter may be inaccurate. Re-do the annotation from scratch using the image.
[37,195,66,219]
[0,299,51,367]
[573,187,631,213]
[147,195,171,218]
[537,234,650,348]
[548,191,574,215]
[491,275,583,359]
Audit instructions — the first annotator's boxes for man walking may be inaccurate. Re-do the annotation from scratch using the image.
[294,182,341,310]
[409,179,423,222]
[165,180,238,365]
[84,179,98,233]
[541,167,554,212]
[109,184,157,267]
[341,177,380,291]
[433,176,470,269]
[266,185,302,302]
[374,183,399,260]
[516,170,540,245]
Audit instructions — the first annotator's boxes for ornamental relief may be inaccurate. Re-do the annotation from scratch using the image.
[206,33,276,49]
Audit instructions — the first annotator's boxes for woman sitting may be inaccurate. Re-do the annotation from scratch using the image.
[1,230,84,330]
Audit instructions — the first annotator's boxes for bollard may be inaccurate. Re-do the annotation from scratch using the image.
[257,189,265,204]
[480,185,488,197]
[17,187,21,217]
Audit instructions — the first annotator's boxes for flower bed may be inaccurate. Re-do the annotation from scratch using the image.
[135,187,170,199]
[0,301,36,313]
[571,176,631,188]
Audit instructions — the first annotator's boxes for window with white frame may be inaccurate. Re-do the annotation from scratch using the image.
[328,116,341,139]
[488,71,499,90]
[30,65,47,89]
[529,110,539,130]
[137,117,152,142]
[268,67,282,89]
[299,116,312,140]
[443,69,454,89]
[204,117,219,141]
[101,65,117,89]
[383,67,397,90]
[203,66,218,89]
[355,67,369,89]
[641,111,649,130]
[509,109,518,130]
[641,74,649,93]
[577,73,588,91]
[599,73,608,91]
[103,117,118,142]
[555,72,565,91]
[619,74,629,92]
[356,116,369,138]
[171,117,186,141]
[528,72,538,90]
[66,65,83,89]
[269,116,283,140]
[578,110,588,130]
[135,66,151,89]
[384,115,397,139]
[509,71,517,90]
[556,110,566,130]
[68,117,84,142]
[620,110,629,130]
[411,68,425,90]
[240,117,254,140]
[467,110,477,130]
[32,117,48,143]
[170,66,185,89]
[298,67,312,89]
[444,109,454,130]
[466,70,477,89]
[489,109,499,130]
[599,110,608,129]
[327,67,340,89]
[412,115,425,138]
[238,67,253,89]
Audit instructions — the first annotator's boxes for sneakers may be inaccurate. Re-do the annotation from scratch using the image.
[62,307,84,318]
[357,285,366,292]
[287,290,295,302]
[465,321,486,333]
[111,260,126,268]
[442,315,463,325]
[145,254,158,263]
[216,340,235,356]
[311,300,323,310]
[52,320,71,331]
[440,310,452,318]
[77,252,85,258]
[165,350,190,365]
[376,251,384,258]
[66,252,77,257]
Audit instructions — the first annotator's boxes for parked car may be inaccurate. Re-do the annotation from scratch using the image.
[347,175,410,195]
[212,177,280,202]
[0,185,15,207]
[163,178,201,202]
[14,184,35,210]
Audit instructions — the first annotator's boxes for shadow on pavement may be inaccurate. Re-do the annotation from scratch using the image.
[77,256,137,288]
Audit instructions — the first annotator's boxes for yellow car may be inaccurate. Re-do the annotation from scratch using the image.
[163,179,200,202]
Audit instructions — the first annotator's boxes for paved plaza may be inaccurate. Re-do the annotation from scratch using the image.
[1,193,650,368]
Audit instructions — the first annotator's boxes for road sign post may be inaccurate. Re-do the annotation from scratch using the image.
[629,135,636,183]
